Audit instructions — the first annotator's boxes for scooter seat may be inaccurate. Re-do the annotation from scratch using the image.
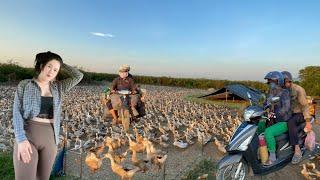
[275,133,288,142]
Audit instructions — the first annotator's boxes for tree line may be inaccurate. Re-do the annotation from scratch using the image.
[1,62,319,96]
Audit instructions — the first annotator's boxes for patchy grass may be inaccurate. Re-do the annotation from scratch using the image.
[0,152,78,180]
[185,93,247,111]
[0,152,15,180]
[182,159,216,180]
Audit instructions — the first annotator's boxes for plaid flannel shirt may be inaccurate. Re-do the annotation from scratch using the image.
[12,63,83,145]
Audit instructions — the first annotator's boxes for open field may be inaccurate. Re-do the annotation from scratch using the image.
[0,84,319,179]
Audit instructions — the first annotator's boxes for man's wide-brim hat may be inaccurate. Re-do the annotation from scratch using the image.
[119,64,130,72]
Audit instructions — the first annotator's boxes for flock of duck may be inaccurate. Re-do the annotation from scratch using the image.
[0,85,240,179]
[59,85,242,179]
[1,84,318,179]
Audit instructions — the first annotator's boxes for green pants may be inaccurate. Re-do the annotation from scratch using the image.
[257,121,288,152]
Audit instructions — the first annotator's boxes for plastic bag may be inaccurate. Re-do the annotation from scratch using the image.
[304,130,316,151]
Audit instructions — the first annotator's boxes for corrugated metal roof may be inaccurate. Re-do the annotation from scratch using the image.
[200,84,264,104]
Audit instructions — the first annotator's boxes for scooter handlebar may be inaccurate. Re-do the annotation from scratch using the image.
[115,90,132,95]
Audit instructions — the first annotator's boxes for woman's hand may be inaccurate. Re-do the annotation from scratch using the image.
[304,121,312,133]
[17,140,33,163]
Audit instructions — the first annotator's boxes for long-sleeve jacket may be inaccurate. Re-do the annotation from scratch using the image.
[290,83,311,121]
[12,63,83,145]
[111,76,137,92]
[266,86,291,122]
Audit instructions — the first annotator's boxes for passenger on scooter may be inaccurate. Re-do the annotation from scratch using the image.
[257,71,291,165]
[109,65,140,122]
[281,71,312,164]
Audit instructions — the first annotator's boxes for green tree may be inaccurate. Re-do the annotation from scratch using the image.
[299,66,320,96]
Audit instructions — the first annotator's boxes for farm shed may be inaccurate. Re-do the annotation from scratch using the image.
[199,84,264,104]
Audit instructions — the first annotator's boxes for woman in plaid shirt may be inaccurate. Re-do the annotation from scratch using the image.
[12,51,83,180]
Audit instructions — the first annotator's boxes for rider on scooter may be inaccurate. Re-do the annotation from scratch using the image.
[257,71,292,165]
[109,65,140,124]
[281,71,313,164]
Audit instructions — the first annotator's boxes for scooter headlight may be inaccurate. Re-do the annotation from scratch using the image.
[243,109,254,121]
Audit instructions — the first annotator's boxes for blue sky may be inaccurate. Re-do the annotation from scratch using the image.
[0,0,319,81]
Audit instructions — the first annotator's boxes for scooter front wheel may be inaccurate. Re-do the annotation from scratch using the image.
[120,109,130,132]
[216,160,247,180]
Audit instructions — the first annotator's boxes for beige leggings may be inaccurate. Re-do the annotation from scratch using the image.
[13,120,57,180]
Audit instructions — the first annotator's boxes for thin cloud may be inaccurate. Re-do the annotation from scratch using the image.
[90,32,114,38]
[105,33,114,38]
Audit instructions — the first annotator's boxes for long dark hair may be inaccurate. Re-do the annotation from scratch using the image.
[34,51,63,76]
